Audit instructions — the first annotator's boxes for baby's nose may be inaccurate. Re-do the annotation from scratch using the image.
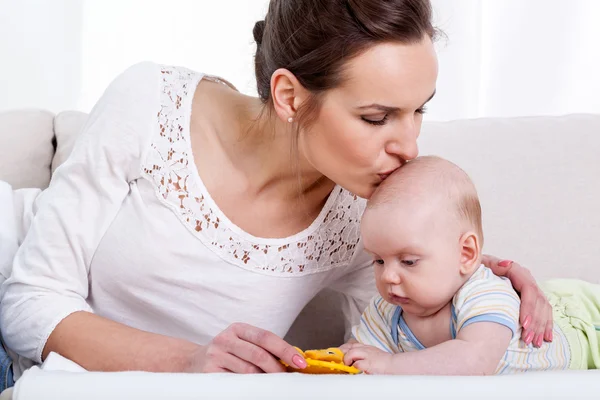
[381,266,402,285]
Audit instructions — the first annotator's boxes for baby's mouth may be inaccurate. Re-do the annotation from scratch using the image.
[389,293,410,304]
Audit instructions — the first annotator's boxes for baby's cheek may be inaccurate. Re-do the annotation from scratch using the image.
[374,274,386,293]
[412,279,444,304]
[424,280,456,306]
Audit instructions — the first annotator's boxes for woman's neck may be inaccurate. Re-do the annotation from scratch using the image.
[215,88,335,202]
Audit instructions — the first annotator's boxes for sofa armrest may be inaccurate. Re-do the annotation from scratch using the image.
[51,111,88,172]
[0,109,55,189]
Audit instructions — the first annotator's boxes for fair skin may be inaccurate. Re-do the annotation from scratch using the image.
[343,172,512,374]
[43,38,551,373]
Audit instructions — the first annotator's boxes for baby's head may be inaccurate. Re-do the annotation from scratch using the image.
[361,156,483,316]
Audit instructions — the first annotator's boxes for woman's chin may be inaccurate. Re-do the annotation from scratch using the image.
[342,182,378,199]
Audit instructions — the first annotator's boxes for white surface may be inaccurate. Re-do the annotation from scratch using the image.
[13,353,600,400]
[12,365,600,400]
[41,353,86,373]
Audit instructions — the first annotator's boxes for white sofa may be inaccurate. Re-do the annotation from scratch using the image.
[0,109,599,399]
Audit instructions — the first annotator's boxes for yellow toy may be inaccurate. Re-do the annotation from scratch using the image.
[282,347,361,374]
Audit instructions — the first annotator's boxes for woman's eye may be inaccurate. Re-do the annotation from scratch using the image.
[415,106,428,115]
[362,115,389,126]
[374,259,385,265]
[401,259,418,267]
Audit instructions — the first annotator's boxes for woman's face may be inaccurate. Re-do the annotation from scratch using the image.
[298,38,438,199]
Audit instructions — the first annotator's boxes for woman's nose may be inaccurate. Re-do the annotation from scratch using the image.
[385,116,420,161]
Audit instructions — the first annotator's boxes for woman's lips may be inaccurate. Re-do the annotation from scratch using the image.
[378,168,400,182]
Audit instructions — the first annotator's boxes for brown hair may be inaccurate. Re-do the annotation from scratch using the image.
[253,0,438,127]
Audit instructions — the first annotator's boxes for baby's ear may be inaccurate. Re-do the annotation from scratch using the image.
[458,231,481,275]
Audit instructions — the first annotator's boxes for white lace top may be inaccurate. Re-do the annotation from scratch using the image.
[0,62,375,379]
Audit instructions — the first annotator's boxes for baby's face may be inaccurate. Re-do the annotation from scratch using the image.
[361,199,466,316]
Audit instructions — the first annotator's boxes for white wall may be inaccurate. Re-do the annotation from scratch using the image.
[479,0,600,118]
[79,0,270,111]
[1,0,599,121]
[429,0,600,120]
[0,0,82,113]
[429,0,484,121]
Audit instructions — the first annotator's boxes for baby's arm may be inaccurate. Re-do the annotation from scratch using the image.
[345,322,511,375]
[394,322,511,375]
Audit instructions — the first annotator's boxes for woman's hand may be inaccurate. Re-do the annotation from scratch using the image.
[189,323,307,373]
[482,255,553,347]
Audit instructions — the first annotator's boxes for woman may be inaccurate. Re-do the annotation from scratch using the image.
[0,0,551,382]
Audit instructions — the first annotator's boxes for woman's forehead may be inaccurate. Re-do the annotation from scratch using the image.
[336,40,438,107]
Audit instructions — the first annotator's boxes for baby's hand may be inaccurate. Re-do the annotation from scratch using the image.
[342,343,393,375]
[339,339,358,354]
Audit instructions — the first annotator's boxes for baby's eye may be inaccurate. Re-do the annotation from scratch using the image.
[374,259,384,265]
[401,259,418,267]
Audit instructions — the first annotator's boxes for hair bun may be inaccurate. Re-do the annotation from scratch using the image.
[253,20,266,46]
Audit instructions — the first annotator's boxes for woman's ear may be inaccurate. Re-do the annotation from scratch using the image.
[459,231,481,276]
[270,68,308,122]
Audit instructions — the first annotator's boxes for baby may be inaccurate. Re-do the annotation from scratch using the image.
[344,156,600,375]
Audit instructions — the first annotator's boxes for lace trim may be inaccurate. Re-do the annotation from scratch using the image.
[141,65,365,275]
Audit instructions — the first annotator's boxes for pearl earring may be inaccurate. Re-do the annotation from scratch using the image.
[288,117,294,123]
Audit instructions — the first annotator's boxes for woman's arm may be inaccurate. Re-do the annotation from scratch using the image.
[45,312,199,372]
[482,255,553,347]
[0,63,157,364]
[46,312,306,373]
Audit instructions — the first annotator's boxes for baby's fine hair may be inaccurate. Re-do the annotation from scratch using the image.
[368,156,484,243]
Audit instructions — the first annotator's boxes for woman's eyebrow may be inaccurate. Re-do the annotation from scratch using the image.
[421,89,436,107]
[356,89,437,112]
[356,104,400,112]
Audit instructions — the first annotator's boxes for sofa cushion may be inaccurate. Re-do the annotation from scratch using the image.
[0,109,55,189]
[419,114,600,283]
[51,111,88,172]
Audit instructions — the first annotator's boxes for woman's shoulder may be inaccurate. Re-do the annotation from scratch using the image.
[94,61,205,145]
[111,61,202,85]
[103,62,162,101]
[100,62,208,109]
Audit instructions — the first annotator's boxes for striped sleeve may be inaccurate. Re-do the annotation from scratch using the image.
[453,271,521,336]
[351,295,398,353]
